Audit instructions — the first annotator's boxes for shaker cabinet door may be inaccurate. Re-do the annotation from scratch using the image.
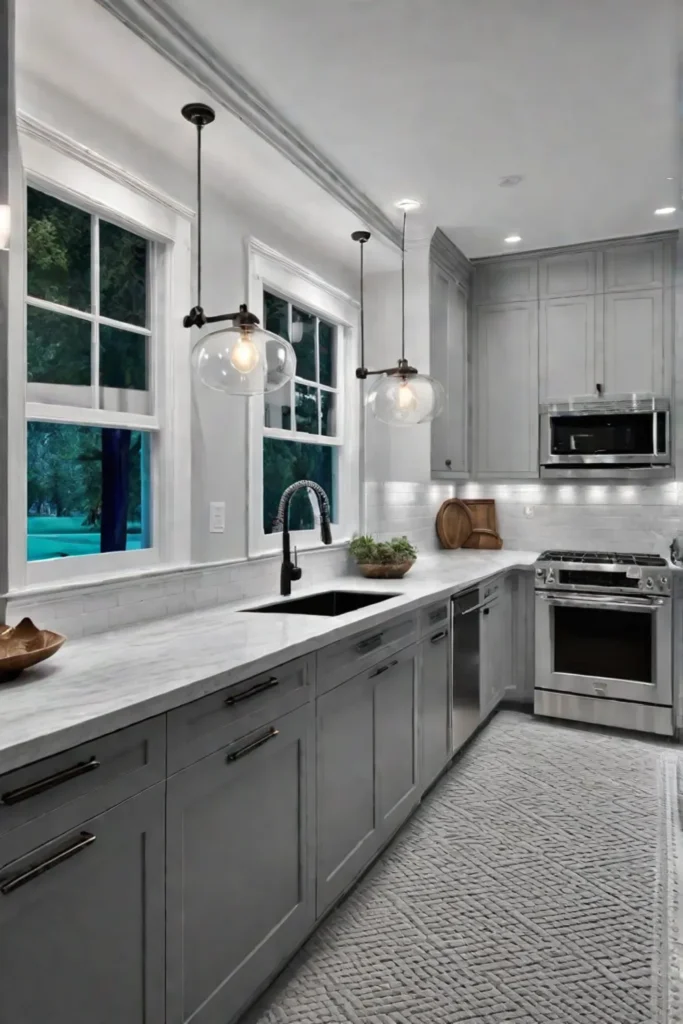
[0,784,166,1024]
[475,301,539,477]
[166,703,315,1024]
[420,627,451,789]
[603,288,666,395]
[539,295,596,400]
[431,264,468,477]
[375,647,420,836]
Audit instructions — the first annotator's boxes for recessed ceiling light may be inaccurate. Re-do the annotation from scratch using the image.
[395,198,421,211]
[666,176,674,181]
[504,234,522,244]
[654,206,676,215]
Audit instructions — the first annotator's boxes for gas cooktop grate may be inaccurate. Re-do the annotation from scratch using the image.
[537,550,667,567]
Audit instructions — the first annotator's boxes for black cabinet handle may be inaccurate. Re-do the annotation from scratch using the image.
[1,832,96,895]
[1,757,100,806]
[370,659,398,678]
[483,608,490,616]
[356,634,383,654]
[445,459,452,468]
[226,728,279,763]
[430,630,448,644]
[224,677,279,707]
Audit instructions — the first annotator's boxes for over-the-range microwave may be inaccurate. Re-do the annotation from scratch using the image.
[539,394,671,479]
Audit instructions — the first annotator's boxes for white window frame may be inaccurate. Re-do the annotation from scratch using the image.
[10,131,192,588]
[247,238,360,557]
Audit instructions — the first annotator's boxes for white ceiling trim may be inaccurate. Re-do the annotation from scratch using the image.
[17,110,194,219]
[471,230,679,265]
[93,0,402,249]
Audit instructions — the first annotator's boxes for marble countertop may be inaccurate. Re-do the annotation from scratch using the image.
[0,550,539,776]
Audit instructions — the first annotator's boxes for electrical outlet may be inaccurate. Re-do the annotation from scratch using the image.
[523,505,534,519]
[209,501,226,533]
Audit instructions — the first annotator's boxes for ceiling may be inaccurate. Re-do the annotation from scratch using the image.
[161,0,682,257]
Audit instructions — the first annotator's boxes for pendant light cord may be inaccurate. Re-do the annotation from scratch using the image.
[359,235,365,368]
[401,209,407,362]
[196,121,203,309]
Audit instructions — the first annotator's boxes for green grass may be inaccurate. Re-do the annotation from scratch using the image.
[27,515,144,561]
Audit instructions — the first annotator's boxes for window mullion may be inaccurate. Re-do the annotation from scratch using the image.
[315,318,322,435]
[91,215,100,410]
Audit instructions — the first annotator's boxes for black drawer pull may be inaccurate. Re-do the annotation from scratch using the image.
[370,659,398,678]
[430,630,448,644]
[1,831,96,895]
[356,633,383,654]
[226,728,279,763]
[224,677,279,707]
[1,757,101,806]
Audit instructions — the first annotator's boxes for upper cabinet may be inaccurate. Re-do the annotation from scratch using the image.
[603,288,666,394]
[603,240,665,292]
[430,263,468,478]
[539,295,596,400]
[539,251,596,297]
[474,301,539,477]
[474,258,538,304]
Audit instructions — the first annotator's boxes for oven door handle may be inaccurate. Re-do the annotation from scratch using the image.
[536,593,664,611]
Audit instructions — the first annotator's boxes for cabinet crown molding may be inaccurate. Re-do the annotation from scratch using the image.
[430,229,472,286]
[471,231,677,266]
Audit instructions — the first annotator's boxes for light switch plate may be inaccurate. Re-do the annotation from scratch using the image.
[209,501,226,533]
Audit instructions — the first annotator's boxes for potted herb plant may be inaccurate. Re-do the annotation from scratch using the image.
[348,534,417,579]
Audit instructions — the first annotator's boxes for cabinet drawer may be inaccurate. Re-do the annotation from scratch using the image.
[167,655,312,773]
[420,600,449,637]
[316,615,418,697]
[0,716,165,842]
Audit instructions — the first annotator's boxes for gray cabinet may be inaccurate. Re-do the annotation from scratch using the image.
[603,287,666,394]
[166,703,314,1024]
[420,624,451,789]
[0,783,166,1024]
[539,295,596,400]
[474,300,539,477]
[603,240,665,291]
[474,258,538,304]
[316,644,419,915]
[539,250,596,297]
[430,263,468,477]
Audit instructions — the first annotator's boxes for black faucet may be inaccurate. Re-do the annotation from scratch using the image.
[272,480,333,596]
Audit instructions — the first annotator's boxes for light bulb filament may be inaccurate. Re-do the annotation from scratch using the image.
[229,328,260,374]
[397,378,418,412]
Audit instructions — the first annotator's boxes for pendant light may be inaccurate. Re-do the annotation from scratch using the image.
[354,204,444,425]
[181,103,296,396]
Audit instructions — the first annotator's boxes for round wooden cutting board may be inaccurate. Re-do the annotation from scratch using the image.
[435,499,474,549]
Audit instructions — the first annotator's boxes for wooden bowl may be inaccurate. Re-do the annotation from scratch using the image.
[357,560,415,579]
[0,618,66,682]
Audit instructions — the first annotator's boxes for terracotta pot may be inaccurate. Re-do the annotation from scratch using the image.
[357,560,415,579]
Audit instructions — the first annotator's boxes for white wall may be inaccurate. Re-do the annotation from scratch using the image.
[15,82,359,568]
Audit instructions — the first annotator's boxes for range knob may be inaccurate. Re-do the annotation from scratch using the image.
[645,577,654,590]
[535,567,544,578]
[660,575,670,591]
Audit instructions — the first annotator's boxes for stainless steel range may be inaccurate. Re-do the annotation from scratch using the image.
[534,550,674,736]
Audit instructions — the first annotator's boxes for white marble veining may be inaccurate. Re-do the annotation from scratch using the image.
[0,551,537,776]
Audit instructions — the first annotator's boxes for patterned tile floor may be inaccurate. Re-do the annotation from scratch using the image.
[248,711,680,1024]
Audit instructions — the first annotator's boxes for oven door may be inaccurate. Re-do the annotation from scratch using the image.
[535,591,672,705]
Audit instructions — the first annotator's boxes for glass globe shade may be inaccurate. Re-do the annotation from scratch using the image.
[192,324,296,396]
[367,373,445,426]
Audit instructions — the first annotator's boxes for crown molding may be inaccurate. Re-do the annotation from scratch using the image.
[471,230,679,265]
[94,0,402,249]
[17,110,194,219]
[430,228,472,284]
[249,236,360,309]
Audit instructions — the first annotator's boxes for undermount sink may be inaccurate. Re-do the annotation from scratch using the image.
[247,590,401,617]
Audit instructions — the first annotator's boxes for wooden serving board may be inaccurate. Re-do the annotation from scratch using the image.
[435,499,474,549]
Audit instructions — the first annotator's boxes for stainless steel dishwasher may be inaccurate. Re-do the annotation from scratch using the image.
[451,587,483,754]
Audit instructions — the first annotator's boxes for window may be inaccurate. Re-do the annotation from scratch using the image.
[248,241,359,555]
[13,134,192,587]
[262,290,340,533]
